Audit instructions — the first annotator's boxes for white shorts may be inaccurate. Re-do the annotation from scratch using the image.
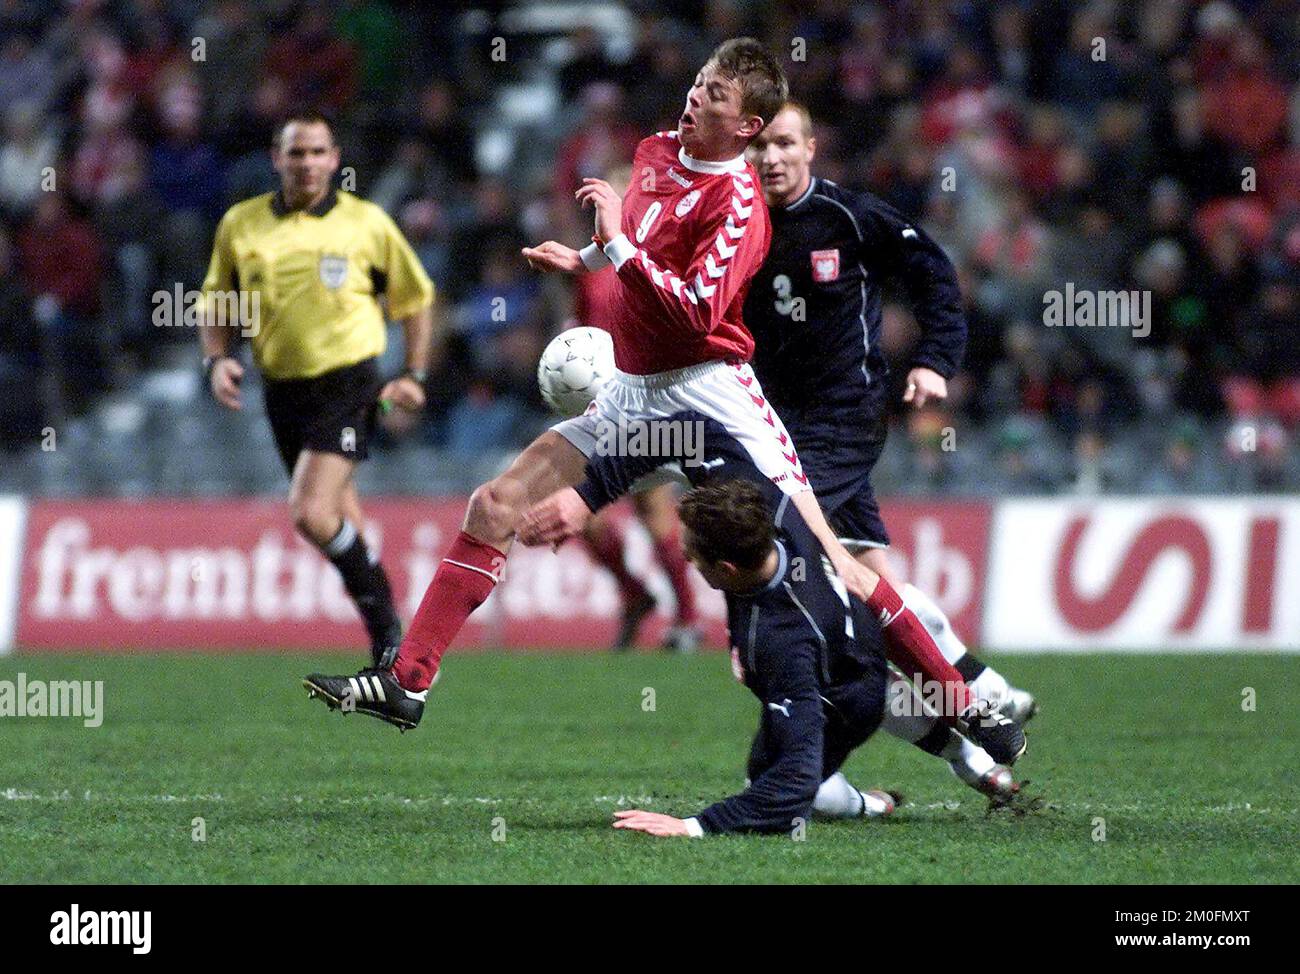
[551,360,810,496]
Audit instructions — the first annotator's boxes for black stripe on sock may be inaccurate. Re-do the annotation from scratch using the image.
[914,722,952,757]
[955,653,986,682]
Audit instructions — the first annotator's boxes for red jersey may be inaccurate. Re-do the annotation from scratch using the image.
[599,131,770,375]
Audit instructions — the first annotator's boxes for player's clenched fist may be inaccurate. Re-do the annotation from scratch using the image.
[210,356,245,410]
[517,487,593,547]
[378,375,425,412]
[575,177,623,245]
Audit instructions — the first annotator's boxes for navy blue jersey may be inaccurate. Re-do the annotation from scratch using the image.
[743,178,966,418]
[575,412,888,834]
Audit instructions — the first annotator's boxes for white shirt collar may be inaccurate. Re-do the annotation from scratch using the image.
[678,145,746,174]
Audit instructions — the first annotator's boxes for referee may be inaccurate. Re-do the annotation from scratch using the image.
[199,109,435,667]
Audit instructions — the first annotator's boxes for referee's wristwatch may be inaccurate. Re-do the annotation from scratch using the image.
[203,354,233,380]
[400,367,428,384]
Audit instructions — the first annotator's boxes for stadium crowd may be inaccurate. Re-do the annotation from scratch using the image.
[1,0,1298,494]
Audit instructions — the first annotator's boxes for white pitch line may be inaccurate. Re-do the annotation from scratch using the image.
[2,789,1294,816]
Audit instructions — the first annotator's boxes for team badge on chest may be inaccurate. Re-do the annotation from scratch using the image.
[811,248,840,282]
[318,254,349,290]
[675,189,701,218]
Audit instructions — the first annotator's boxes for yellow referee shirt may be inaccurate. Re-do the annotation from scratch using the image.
[202,189,435,380]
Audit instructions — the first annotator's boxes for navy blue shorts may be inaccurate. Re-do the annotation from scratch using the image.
[785,410,890,549]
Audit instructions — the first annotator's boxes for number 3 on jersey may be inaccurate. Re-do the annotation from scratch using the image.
[635,201,662,243]
[773,274,798,317]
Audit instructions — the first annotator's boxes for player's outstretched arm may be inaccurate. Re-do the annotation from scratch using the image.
[789,489,880,604]
[521,241,585,274]
[612,810,692,837]
[863,198,966,402]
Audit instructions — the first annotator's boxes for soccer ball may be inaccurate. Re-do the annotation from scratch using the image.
[537,326,615,417]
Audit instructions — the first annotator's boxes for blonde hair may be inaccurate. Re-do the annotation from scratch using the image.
[779,100,814,139]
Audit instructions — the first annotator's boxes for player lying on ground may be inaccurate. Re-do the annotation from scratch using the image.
[522,424,1022,836]
[745,102,1035,723]
[303,39,995,731]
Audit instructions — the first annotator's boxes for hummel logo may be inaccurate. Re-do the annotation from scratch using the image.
[902,227,917,240]
[767,698,793,718]
[699,457,724,471]
[667,166,693,188]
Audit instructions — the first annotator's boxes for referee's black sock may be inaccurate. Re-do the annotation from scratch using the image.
[323,519,401,650]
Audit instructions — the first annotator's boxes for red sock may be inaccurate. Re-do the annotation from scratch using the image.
[866,579,974,722]
[583,523,651,605]
[653,533,697,624]
[392,531,503,692]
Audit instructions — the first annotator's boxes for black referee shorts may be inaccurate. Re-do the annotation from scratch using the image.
[262,357,383,475]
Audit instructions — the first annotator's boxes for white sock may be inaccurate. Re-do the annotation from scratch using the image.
[903,583,1010,706]
[880,671,938,743]
[881,671,996,781]
[948,736,998,789]
[813,772,864,819]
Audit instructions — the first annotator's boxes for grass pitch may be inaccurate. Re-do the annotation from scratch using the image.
[1,652,1296,884]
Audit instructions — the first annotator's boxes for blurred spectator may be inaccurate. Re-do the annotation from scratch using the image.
[0,102,57,217]
[261,5,356,115]
[445,178,524,300]
[0,33,54,111]
[336,0,403,104]
[71,92,145,207]
[0,0,1295,492]
[94,150,167,357]
[0,226,45,450]
[194,1,268,142]
[1201,31,1288,155]
[550,82,641,238]
[412,81,477,188]
[557,26,625,101]
[1047,3,1125,119]
[15,194,107,412]
[1141,418,1229,493]
[1223,265,1300,427]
